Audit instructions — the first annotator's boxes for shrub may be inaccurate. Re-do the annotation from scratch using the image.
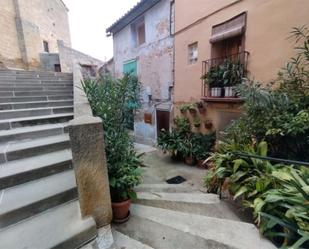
[82,74,143,202]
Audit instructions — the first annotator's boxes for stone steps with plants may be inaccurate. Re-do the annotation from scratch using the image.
[0,69,96,249]
[113,204,276,249]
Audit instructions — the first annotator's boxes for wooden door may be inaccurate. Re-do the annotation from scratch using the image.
[156,110,170,134]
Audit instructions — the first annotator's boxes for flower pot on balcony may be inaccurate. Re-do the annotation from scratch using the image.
[210,87,222,97]
[224,87,236,98]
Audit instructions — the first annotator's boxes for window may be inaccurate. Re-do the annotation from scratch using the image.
[43,41,49,53]
[188,43,198,64]
[137,22,145,46]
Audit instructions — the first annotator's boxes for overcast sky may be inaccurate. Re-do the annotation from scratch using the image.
[63,0,139,62]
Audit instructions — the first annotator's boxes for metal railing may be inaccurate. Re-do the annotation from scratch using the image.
[201,51,250,97]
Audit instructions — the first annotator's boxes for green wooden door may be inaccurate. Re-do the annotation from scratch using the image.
[123,60,137,76]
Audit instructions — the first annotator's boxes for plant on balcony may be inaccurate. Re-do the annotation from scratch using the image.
[82,74,143,223]
[202,64,224,97]
[221,59,245,97]
[189,104,197,115]
[202,58,245,97]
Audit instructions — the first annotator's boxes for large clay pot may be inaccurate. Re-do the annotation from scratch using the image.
[112,199,131,223]
[184,156,196,166]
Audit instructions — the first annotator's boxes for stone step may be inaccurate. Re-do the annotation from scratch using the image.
[0,200,97,249]
[0,106,73,120]
[0,90,73,97]
[0,123,68,143]
[0,100,73,110]
[0,86,73,91]
[0,83,73,87]
[0,149,72,189]
[0,170,77,229]
[0,134,70,163]
[0,113,73,130]
[0,79,73,84]
[112,230,154,249]
[135,183,201,193]
[0,95,73,103]
[114,204,276,249]
[0,69,73,76]
[134,192,244,222]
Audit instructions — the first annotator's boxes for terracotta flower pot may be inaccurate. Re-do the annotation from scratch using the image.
[197,159,207,169]
[189,108,197,115]
[198,107,206,114]
[112,199,131,223]
[184,156,196,166]
[204,122,213,129]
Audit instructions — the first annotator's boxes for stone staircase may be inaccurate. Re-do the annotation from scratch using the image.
[109,183,277,249]
[0,69,97,249]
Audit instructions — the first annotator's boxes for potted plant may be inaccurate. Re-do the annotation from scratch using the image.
[188,104,197,115]
[202,64,223,97]
[179,104,190,114]
[179,136,196,166]
[221,59,244,98]
[192,133,216,168]
[196,101,206,114]
[110,150,143,223]
[204,119,213,129]
[193,117,201,128]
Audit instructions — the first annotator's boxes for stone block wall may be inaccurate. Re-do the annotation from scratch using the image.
[58,40,103,74]
[0,0,71,69]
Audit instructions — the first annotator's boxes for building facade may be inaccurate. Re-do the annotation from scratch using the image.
[0,0,71,71]
[107,0,175,145]
[173,0,309,133]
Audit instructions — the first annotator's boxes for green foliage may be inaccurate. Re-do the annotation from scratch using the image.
[202,59,245,88]
[158,116,215,161]
[82,74,143,202]
[204,141,309,248]
[225,27,309,161]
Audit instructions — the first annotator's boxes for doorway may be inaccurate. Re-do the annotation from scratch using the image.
[156,110,170,134]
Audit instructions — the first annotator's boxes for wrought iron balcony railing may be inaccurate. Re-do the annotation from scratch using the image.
[201,51,249,97]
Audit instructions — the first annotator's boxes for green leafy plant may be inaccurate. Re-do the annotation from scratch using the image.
[202,59,245,88]
[192,133,216,161]
[180,104,191,114]
[193,117,201,128]
[82,74,143,202]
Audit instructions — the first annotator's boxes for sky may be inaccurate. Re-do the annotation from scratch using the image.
[62,0,139,62]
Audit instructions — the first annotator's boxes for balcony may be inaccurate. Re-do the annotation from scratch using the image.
[201,51,249,102]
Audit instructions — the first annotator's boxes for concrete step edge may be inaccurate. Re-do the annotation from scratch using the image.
[0,149,72,189]
[0,200,97,249]
[113,230,154,249]
[0,170,77,229]
[130,204,276,249]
